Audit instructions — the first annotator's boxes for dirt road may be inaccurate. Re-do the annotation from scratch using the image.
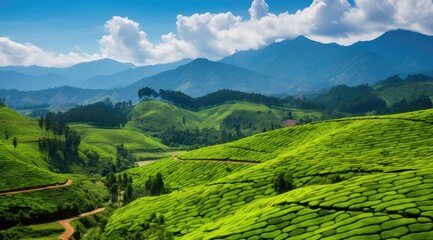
[0,179,73,196]
[58,208,105,240]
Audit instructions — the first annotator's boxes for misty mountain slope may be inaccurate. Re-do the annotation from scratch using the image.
[79,59,191,89]
[128,58,282,97]
[0,71,70,91]
[222,30,432,92]
[352,29,433,71]
[0,86,109,107]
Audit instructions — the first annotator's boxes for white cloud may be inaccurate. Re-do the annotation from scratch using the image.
[99,16,196,65]
[99,0,433,66]
[0,37,101,67]
[1,0,433,67]
[249,0,269,20]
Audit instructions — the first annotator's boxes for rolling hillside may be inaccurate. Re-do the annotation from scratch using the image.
[375,75,433,106]
[0,105,106,230]
[127,100,293,135]
[104,108,433,239]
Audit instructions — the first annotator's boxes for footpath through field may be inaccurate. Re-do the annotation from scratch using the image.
[0,179,73,196]
[173,156,259,165]
[58,208,105,240]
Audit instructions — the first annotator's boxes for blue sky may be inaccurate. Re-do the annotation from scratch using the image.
[0,0,313,53]
[0,0,431,67]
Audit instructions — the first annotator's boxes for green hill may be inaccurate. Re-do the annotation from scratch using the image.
[0,106,107,231]
[103,109,433,239]
[375,75,433,106]
[127,100,297,135]
[71,124,167,158]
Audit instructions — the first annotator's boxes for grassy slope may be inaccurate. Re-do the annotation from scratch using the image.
[376,81,433,105]
[0,106,69,191]
[127,158,253,190]
[126,100,291,134]
[71,124,167,158]
[104,109,433,239]
[0,106,108,231]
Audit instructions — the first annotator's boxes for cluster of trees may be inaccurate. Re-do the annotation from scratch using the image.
[50,99,132,127]
[273,172,294,194]
[122,212,173,240]
[376,74,433,87]
[159,127,241,148]
[379,95,433,114]
[144,172,166,196]
[317,84,386,113]
[98,144,137,176]
[221,110,283,133]
[138,87,287,110]
[105,172,133,206]
[37,115,80,160]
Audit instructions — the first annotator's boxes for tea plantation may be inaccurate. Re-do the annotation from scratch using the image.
[103,109,433,239]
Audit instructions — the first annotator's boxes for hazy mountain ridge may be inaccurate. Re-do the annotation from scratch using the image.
[127,58,280,97]
[222,29,433,92]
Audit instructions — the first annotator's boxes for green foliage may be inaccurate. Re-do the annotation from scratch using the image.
[379,95,432,114]
[0,222,64,240]
[144,172,166,196]
[274,173,294,194]
[0,185,100,229]
[317,84,386,113]
[103,109,433,239]
[52,99,132,128]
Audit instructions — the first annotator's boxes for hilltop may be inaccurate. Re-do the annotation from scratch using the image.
[103,108,433,239]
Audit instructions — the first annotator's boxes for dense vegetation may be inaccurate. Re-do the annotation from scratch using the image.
[102,109,433,239]
[316,84,386,113]
[52,99,133,127]
[139,88,290,110]
[0,185,102,229]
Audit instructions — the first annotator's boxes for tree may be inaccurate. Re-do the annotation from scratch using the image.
[12,137,17,160]
[110,183,119,204]
[138,87,159,100]
[273,172,293,194]
[38,116,44,134]
[124,183,133,205]
[5,131,8,140]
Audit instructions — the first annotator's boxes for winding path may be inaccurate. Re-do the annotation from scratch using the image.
[58,208,105,240]
[0,179,73,196]
[174,156,259,165]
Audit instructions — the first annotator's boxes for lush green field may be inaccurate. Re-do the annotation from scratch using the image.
[0,106,55,171]
[127,158,253,190]
[0,184,101,229]
[376,81,433,106]
[126,100,292,134]
[0,222,63,240]
[71,123,168,157]
[103,109,433,239]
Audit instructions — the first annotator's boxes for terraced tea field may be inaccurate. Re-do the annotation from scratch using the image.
[104,109,433,239]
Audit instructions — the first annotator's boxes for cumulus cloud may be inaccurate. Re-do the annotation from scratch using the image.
[249,0,269,20]
[99,16,196,65]
[2,0,433,66]
[98,0,433,65]
[0,37,101,67]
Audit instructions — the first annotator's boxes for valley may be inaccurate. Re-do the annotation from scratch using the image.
[1,9,433,239]
[1,87,433,239]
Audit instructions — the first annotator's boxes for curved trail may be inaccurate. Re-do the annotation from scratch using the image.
[0,179,73,196]
[174,156,259,165]
[58,208,105,240]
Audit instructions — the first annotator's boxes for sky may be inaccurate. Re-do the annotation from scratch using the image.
[0,0,432,67]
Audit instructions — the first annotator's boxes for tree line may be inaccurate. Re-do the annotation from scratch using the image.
[138,87,288,110]
[37,114,81,161]
[50,98,132,128]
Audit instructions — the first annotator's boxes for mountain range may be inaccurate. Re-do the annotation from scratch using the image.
[1,29,432,107]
